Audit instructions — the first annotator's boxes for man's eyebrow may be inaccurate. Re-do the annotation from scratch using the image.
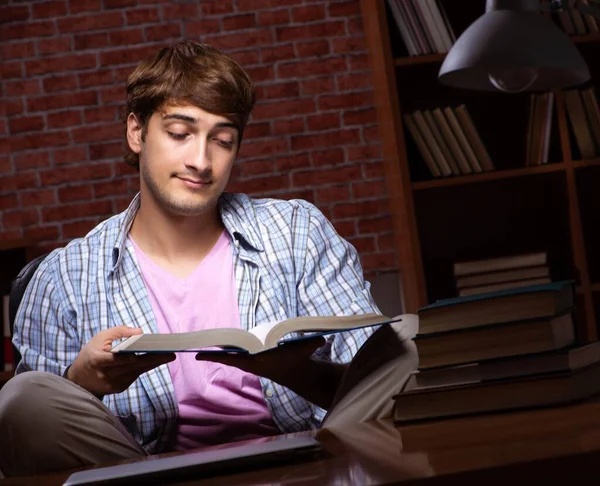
[162,113,239,131]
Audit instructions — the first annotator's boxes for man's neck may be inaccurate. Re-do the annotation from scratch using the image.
[129,197,225,278]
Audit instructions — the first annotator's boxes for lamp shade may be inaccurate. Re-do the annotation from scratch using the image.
[438,4,590,92]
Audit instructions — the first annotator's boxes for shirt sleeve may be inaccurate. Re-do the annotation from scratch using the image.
[12,254,79,377]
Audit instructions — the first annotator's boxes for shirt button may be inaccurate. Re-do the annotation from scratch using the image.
[265,389,273,398]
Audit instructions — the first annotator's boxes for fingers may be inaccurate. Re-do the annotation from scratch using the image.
[110,353,176,376]
[98,325,143,343]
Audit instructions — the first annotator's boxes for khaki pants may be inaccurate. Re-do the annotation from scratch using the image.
[0,371,146,478]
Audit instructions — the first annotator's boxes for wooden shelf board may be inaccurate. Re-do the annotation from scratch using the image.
[412,163,567,191]
[592,284,600,292]
[394,53,445,67]
[571,158,600,169]
[573,32,600,44]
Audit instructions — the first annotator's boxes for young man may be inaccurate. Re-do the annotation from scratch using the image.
[0,41,413,477]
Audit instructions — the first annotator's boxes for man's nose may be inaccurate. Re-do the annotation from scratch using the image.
[185,137,211,172]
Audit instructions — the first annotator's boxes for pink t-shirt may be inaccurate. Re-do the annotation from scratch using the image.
[130,231,279,450]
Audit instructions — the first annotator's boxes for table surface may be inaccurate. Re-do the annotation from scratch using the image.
[5,400,600,485]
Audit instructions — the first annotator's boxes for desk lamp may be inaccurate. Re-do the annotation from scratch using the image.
[438,0,600,93]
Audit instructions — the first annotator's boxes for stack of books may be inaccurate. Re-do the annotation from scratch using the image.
[563,87,600,160]
[404,105,495,179]
[453,252,551,297]
[393,281,600,424]
[554,3,598,36]
[386,0,456,56]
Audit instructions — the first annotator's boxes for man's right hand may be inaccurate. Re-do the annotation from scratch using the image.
[66,325,176,396]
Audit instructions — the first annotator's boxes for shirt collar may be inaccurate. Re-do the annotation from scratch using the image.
[111,192,264,272]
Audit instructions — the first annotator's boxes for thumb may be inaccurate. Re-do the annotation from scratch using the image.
[99,325,142,346]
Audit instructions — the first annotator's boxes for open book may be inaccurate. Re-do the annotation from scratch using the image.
[111,313,399,354]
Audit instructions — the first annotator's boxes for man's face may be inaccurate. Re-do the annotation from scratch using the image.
[127,103,239,218]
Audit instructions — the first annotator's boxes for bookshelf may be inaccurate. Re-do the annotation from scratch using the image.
[361,0,600,342]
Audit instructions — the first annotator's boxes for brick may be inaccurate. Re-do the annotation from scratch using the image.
[145,23,182,42]
[0,194,18,211]
[230,50,260,66]
[24,225,60,241]
[377,233,395,251]
[57,12,123,33]
[347,235,376,253]
[40,163,112,185]
[252,99,315,121]
[115,162,138,176]
[206,29,274,50]
[293,164,361,187]
[43,74,78,93]
[235,159,275,178]
[14,152,51,170]
[1,62,23,79]
[347,145,381,162]
[256,81,299,100]
[184,19,222,36]
[318,92,372,111]
[72,123,122,143]
[1,41,36,60]
[301,77,335,96]
[352,180,386,199]
[68,0,102,14]
[104,0,136,8]
[33,1,67,18]
[25,53,97,76]
[59,185,92,202]
[316,185,350,204]
[306,112,340,132]
[349,54,370,71]
[1,21,55,41]
[238,138,288,159]
[0,156,11,174]
[163,3,198,19]
[0,172,38,193]
[0,230,24,242]
[344,108,376,126]
[237,0,301,11]
[273,118,305,135]
[62,220,99,239]
[245,65,274,83]
[42,200,112,222]
[223,14,256,31]
[276,21,345,43]
[53,146,87,165]
[296,40,330,58]
[10,131,70,151]
[126,8,160,25]
[79,69,113,88]
[260,44,295,63]
[109,28,144,46]
[328,1,361,17]
[348,17,364,35]
[228,174,289,194]
[291,128,360,151]
[278,57,347,79]
[27,91,97,112]
[74,32,110,50]
[9,116,45,134]
[336,72,372,91]
[36,36,72,55]
[85,106,118,124]
[0,5,30,22]
[200,2,234,15]
[5,80,40,97]
[89,142,122,160]
[292,5,325,23]
[243,122,271,139]
[3,209,39,229]
[275,153,310,171]
[357,216,392,234]
[360,252,396,272]
[100,45,158,66]
[363,125,379,143]
[332,36,367,54]
[311,148,345,167]
[47,110,82,128]
[332,199,388,219]
[100,85,125,105]
[93,178,128,197]
[20,189,56,206]
[279,189,315,202]
[257,9,289,26]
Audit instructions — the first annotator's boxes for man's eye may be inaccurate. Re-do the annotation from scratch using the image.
[168,132,188,140]
[213,138,234,149]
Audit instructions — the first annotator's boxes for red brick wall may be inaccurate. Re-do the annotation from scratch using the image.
[0,0,396,274]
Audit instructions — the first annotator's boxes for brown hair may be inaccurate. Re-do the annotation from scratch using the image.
[123,41,256,169]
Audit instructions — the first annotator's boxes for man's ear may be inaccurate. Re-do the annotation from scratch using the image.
[126,113,143,155]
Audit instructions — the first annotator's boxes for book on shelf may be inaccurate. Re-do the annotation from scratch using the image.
[526,92,554,166]
[408,341,600,390]
[392,356,600,423]
[418,280,574,334]
[385,0,454,56]
[458,277,552,297]
[456,265,550,289]
[415,312,574,369]
[453,252,548,277]
[564,88,597,159]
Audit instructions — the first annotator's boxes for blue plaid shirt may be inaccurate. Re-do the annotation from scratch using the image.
[13,193,380,453]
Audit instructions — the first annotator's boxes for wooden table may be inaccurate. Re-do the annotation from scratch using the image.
[5,401,600,485]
